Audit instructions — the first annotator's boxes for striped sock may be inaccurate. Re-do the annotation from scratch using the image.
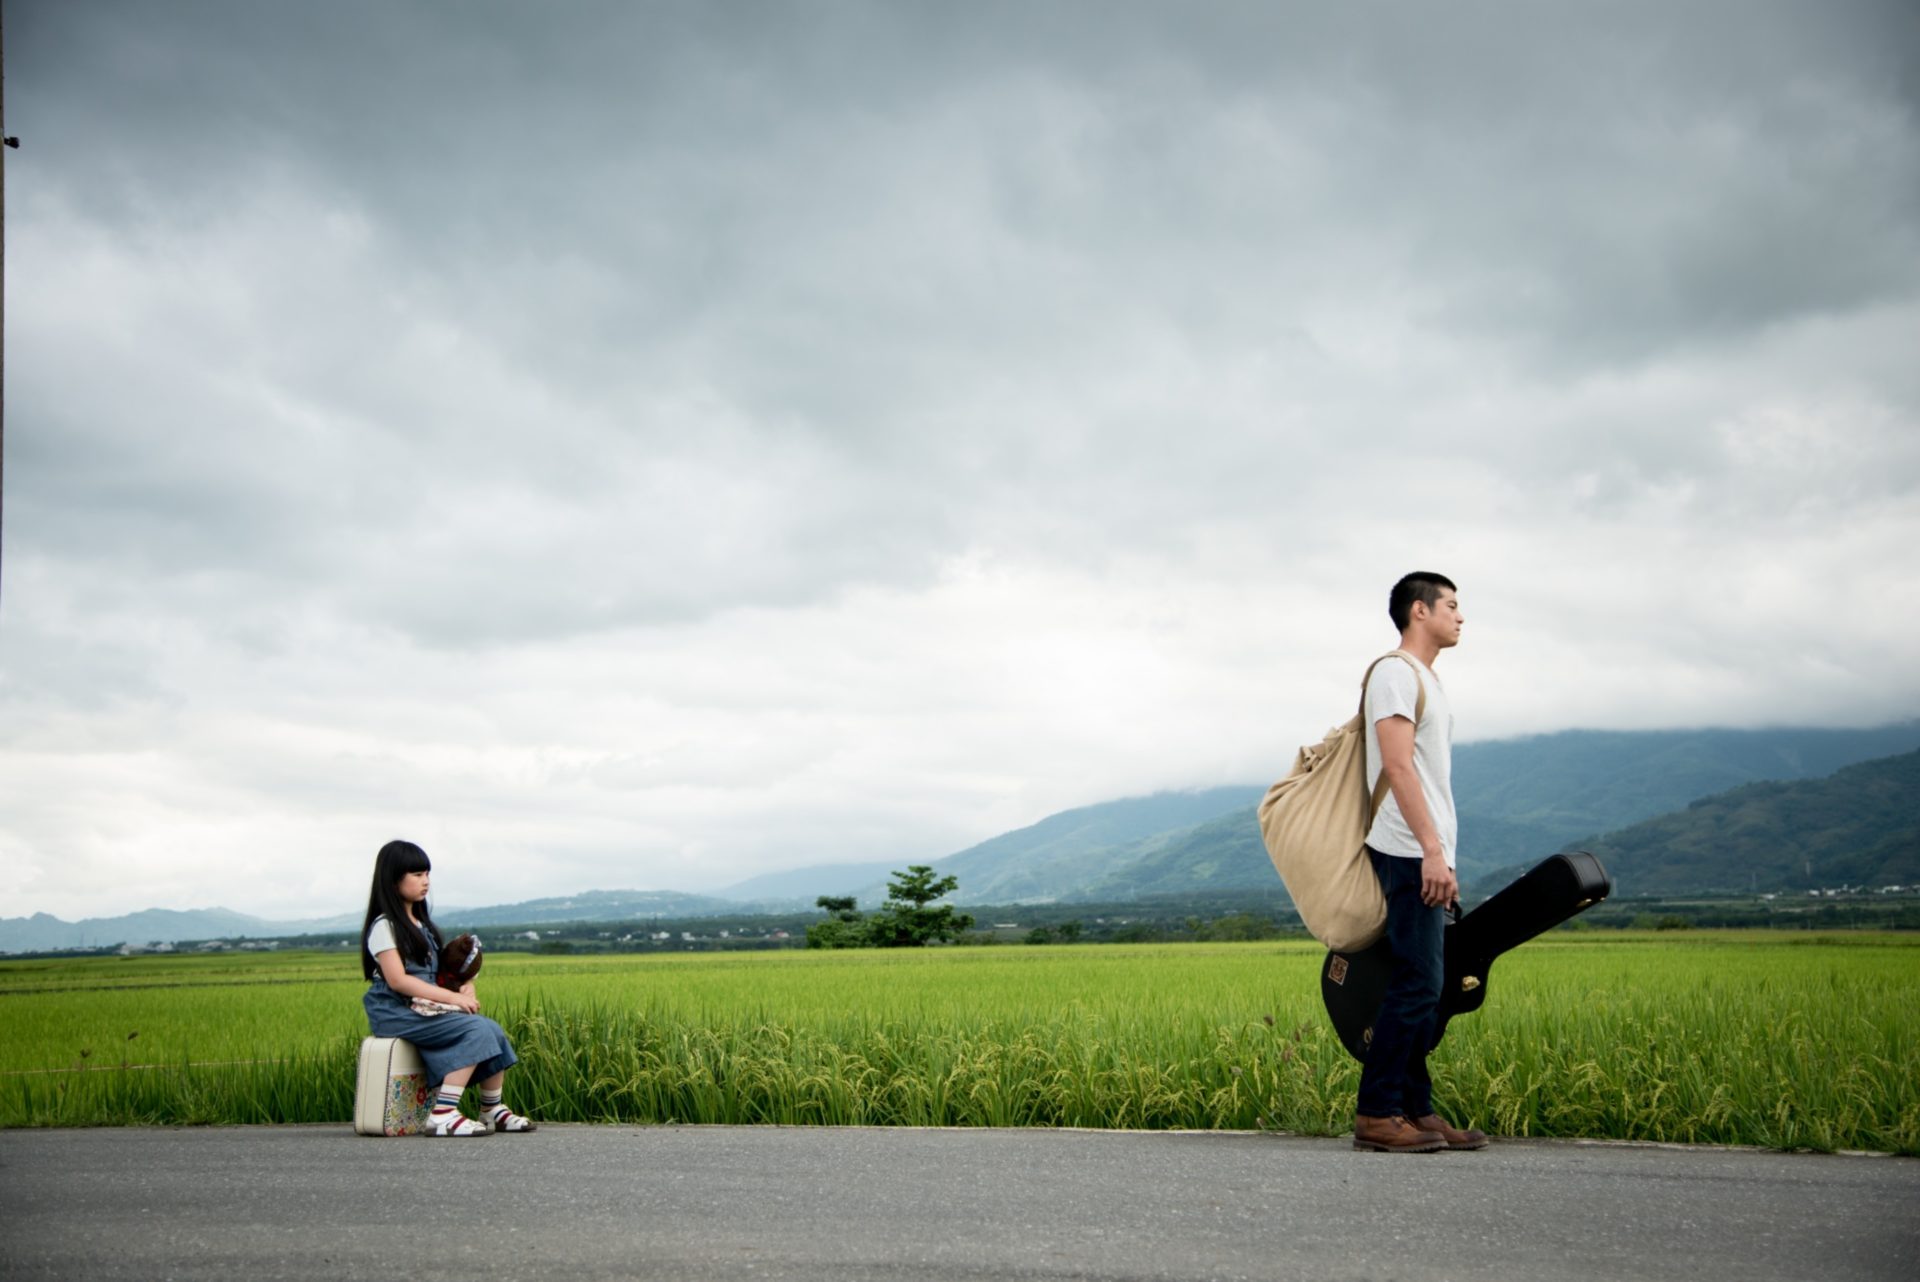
[431,1085,464,1118]
[480,1088,533,1131]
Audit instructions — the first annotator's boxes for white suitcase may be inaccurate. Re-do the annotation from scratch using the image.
[354,1036,432,1136]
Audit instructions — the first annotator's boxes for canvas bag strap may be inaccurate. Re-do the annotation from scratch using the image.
[1359,650,1428,824]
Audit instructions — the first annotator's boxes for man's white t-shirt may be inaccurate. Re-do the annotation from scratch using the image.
[1362,654,1457,867]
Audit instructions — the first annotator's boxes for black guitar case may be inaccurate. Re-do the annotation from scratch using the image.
[1321,851,1612,1061]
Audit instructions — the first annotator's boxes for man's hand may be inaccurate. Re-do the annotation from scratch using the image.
[1420,851,1457,909]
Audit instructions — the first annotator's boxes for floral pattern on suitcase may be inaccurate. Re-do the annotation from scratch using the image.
[385,1071,431,1135]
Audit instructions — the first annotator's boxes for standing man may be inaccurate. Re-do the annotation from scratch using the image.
[1352,572,1490,1153]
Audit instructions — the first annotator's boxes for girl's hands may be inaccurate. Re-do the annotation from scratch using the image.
[440,987,480,1014]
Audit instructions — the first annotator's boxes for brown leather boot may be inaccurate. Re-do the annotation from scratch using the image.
[1352,1114,1446,1153]
[1413,1113,1490,1150]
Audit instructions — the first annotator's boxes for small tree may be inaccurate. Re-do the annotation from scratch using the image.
[806,895,866,949]
[816,895,860,922]
[865,866,975,947]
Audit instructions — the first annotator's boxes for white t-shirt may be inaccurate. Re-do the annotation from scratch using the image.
[366,915,404,960]
[1362,653,1457,867]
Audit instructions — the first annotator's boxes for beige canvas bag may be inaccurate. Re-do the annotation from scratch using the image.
[1257,651,1426,952]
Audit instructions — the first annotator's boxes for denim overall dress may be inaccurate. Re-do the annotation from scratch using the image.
[363,918,518,1085]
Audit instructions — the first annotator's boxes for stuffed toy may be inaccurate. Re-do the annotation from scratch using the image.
[436,933,484,992]
[406,934,486,1015]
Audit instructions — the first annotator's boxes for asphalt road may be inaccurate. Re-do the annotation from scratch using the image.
[1,1125,1915,1282]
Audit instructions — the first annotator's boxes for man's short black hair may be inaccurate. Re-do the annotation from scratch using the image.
[1389,572,1457,632]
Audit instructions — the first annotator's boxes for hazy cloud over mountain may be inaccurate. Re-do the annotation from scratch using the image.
[4,1,1916,919]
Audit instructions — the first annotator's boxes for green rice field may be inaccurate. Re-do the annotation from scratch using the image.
[3,934,1916,1153]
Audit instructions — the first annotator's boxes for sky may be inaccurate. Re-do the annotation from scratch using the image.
[2,1,1916,923]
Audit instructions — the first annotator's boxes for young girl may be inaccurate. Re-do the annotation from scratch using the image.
[361,839,536,1136]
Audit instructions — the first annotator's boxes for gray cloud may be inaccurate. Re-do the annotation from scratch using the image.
[4,1,1916,918]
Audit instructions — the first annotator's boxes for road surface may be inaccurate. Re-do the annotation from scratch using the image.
[2,1125,1914,1281]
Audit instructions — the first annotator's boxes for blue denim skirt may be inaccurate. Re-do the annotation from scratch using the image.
[363,978,518,1084]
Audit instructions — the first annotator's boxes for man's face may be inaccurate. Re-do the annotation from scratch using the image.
[1413,589,1464,649]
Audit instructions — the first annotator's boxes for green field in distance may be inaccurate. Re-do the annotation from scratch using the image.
[3,935,1915,1153]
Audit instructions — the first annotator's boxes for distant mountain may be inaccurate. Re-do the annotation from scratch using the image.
[881,786,1267,906]
[437,889,734,927]
[711,861,902,905]
[1527,749,1920,896]
[0,890,736,954]
[13,723,1917,952]
[1050,722,1920,902]
[383,722,1920,922]
[0,907,357,954]
[1450,723,1920,870]
[1076,808,1274,898]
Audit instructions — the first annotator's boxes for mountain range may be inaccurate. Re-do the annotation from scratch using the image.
[1541,748,1920,895]
[786,722,1920,907]
[5,722,1916,952]
[0,891,739,955]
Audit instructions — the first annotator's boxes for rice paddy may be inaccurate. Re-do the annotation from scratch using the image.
[3,934,1915,1153]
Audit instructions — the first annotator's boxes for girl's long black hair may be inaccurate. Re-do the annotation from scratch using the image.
[360,839,444,981]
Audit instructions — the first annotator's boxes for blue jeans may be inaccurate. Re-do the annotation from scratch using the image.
[1355,848,1443,1118]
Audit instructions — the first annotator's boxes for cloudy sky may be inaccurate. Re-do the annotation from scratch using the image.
[3,1,1916,922]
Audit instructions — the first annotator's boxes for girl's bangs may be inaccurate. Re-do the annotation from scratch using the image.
[383,839,432,875]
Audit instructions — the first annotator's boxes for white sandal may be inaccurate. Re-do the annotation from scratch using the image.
[426,1111,487,1137]
[487,1106,537,1133]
